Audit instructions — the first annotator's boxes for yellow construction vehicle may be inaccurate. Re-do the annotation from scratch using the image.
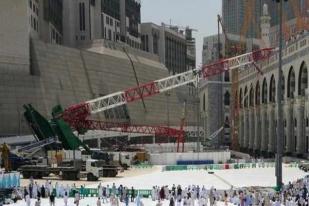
[0,143,11,172]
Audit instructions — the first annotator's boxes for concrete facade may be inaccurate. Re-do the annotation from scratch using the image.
[238,33,309,157]
[0,0,30,70]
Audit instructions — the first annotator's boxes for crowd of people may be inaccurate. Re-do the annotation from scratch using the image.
[16,174,309,206]
[19,178,144,206]
[147,175,309,206]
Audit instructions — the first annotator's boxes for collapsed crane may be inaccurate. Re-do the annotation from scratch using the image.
[46,48,273,152]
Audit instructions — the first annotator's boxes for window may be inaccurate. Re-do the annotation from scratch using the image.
[203,93,206,112]
[33,18,36,30]
[110,18,113,26]
[52,29,55,40]
[294,118,297,127]
[295,136,297,152]
[30,15,33,27]
[298,62,308,96]
[79,2,85,31]
[108,29,111,40]
[224,71,230,82]
[307,136,309,153]
[307,118,309,127]
[224,91,230,106]
[106,16,109,25]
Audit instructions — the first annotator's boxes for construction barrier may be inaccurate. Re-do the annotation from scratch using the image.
[163,162,297,172]
[176,160,214,165]
[69,188,151,198]
[0,172,20,189]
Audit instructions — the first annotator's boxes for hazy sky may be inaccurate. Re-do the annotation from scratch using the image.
[141,0,222,67]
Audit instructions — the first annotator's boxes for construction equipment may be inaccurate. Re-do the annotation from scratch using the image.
[16,137,57,154]
[19,157,115,180]
[0,144,11,172]
[0,144,33,172]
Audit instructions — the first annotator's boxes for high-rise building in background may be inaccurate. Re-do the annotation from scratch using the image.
[185,28,196,71]
[63,0,141,49]
[141,23,194,74]
[222,0,301,39]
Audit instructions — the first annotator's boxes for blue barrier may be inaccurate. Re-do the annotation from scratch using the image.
[0,172,20,189]
[176,160,214,165]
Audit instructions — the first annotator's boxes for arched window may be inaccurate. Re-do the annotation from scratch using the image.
[244,86,248,107]
[287,66,295,98]
[262,78,268,104]
[269,75,276,102]
[294,118,297,127]
[249,86,254,106]
[224,91,230,106]
[239,88,243,108]
[306,117,309,127]
[255,81,260,105]
[298,61,308,96]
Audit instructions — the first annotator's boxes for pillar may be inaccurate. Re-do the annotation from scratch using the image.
[295,97,305,154]
[254,107,261,152]
[243,109,250,149]
[268,104,275,153]
[260,105,268,152]
[284,101,293,153]
[239,110,244,148]
[248,109,255,150]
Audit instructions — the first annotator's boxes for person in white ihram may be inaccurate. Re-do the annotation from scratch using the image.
[64,191,68,206]
[25,193,31,206]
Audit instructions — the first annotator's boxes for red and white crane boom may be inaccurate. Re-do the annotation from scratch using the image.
[63,48,273,126]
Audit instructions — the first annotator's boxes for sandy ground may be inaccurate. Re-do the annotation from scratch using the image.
[20,166,161,188]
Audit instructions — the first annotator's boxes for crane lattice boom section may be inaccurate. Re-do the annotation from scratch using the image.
[81,120,184,138]
[75,120,185,152]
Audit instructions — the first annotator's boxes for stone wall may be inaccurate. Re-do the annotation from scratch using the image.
[0,0,29,69]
